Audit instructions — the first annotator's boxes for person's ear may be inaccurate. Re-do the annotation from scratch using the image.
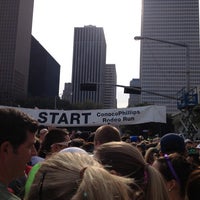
[0,141,12,154]
[94,140,101,150]
[51,143,61,153]
[166,179,176,192]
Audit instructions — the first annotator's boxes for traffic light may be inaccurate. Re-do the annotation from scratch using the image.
[80,83,97,91]
[124,87,141,94]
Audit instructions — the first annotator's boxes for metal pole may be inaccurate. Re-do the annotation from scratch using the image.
[54,96,57,109]
[186,46,190,92]
[134,36,186,48]
[81,82,177,100]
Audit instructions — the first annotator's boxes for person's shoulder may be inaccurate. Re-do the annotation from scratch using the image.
[0,185,20,200]
[7,193,20,200]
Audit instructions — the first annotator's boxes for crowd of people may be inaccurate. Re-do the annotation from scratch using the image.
[0,107,200,200]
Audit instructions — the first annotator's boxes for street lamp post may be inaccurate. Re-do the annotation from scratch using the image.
[134,36,190,93]
[134,36,199,139]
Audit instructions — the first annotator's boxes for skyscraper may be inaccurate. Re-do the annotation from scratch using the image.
[139,0,200,113]
[62,82,72,103]
[128,78,141,107]
[71,25,106,107]
[104,64,117,108]
[28,36,60,98]
[0,0,34,105]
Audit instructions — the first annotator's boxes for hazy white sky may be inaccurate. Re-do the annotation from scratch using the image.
[32,0,142,108]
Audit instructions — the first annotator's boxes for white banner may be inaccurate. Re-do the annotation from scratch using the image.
[0,105,166,127]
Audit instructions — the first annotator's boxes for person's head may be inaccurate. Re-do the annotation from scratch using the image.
[94,125,121,149]
[136,141,147,156]
[69,138,85,147]
[184,139,193,150]
[81,142,94,154]
[0,108,38,184]
[186,167,200,200]
[144,147,159,165]
[186,147,200,166]
[78,131,90,141]
[152,153,195,200]
[160,133,186,155]
[27,152,135,200]
[38,128,48,143]
[94,141,170,200]
[38,128,70,158]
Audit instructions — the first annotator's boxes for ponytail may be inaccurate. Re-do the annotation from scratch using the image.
[72,166,134,200]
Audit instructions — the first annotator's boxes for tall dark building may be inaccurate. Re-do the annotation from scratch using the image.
[128,78,141,107]
[0,0,34,105]
[28,36,60,98]
[139,0,200,113]
[71,25,106,106]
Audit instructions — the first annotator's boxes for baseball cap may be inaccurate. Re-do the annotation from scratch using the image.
[160,133,186,154]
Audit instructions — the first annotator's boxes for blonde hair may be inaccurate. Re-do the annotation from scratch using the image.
[26,152,134,200]
[95,141,170,200]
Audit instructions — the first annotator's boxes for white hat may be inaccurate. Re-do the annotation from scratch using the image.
[196,144,200,149]
[60,147,88,154]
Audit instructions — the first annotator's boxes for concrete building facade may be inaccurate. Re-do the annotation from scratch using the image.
[71,25,106,107]
[128,78,141,107]
[62,82,72,103]
[140,0,200,113]
[104,64,117,108]
[0,0,34,105]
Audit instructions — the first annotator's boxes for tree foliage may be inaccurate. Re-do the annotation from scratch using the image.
[15,97,103,110]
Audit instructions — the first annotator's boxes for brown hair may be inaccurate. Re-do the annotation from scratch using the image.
[0,107,38,149]
[94,141,170,200]
[154,153,195,197]
[144,147,159,165]
[186,167,200,200]
[94,125,121,145]
[38,128,69,158]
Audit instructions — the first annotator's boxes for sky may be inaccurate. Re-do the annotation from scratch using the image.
[32,0,142,108]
